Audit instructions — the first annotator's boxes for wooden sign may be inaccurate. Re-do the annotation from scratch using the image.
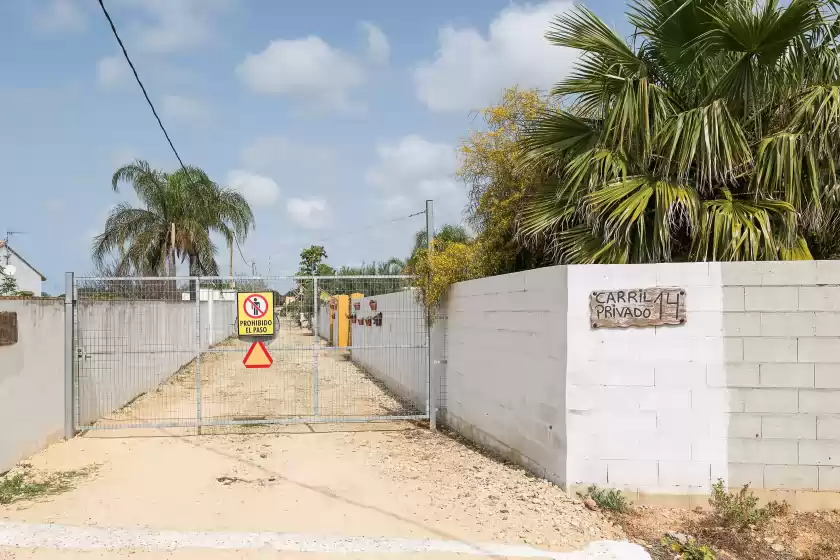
[590,288,686,329]
[0,312,17,345]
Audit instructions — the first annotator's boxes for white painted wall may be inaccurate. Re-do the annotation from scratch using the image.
[317,303,331,342]
[565,263,727,497]
[0,299,65,472]
[350,289,429,411]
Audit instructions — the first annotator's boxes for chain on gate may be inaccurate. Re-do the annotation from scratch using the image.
[72,274,431,430]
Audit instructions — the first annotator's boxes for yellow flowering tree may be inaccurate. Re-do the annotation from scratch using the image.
[411,88,554,311]
[460,87,553,273]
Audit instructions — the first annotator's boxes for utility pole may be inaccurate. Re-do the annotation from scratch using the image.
[170,222,176,276]
[228,241,234,288]
[425,199,435,431]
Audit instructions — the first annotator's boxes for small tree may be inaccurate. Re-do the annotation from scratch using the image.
[0,272,18,296]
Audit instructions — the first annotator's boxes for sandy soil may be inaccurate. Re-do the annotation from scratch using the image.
[0,424,624,558]
[96,320,417,429]
[0,319,627,559]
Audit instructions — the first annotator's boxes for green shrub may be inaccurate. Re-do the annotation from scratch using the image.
[578,484,631,513]
[662,535,716,560]
[709,479,789,530]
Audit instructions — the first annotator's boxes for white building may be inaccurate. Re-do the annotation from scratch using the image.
[0,241,46,295]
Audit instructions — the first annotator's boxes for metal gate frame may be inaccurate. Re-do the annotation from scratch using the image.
[67,273,433,432]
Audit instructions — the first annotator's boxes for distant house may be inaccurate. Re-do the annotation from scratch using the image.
[0,241,46,295]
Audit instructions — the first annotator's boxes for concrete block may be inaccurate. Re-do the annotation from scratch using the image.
[814,313,840,336]
[655,362,707,388]
[764,465,818,490]
[721,262,764,285]
[607,460,659,486]
[760,261,817,286]
[729,438,798,464]
[658,461,711,487]
[743,338,798,363]
[762,414,816,439]
[742,389,799,413]
[724,338,743,361]
[707,363,759,387]
[657,262,714,288]
[819,466,840,490]
[722,287,745,311]
[723,313,761,337]
[568,362,654,387]
[799,286,840,311]
[571,264,658,291]
[692,387,747,412]
[794,489,840,510]
[761,313,816,337]
[798,338,840,363]
[799,390,840,414]
[816,260,840,285]
[689,286,725,312]
[656,311,722,337]
[567,458,608,485]
[567,409,657,437]
[817,416,840,440]
[692,439,729,463]
[726,463,765,487]
[658,410,712,438]
[726,413,762,439]
[799,440,840,466]
[759,363,815,388]
[815,365,840,389]
[638,388,692,411]
[745,287,798,312]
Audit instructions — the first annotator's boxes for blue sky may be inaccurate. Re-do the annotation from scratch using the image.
[0,0,628,294]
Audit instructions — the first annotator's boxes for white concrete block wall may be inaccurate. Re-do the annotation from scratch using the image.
[0,299,65,472]
[441,266,568,486]
[563,260,840,506]
[721,260,840,499]
[349,289,429,412]
[566,262,727,496]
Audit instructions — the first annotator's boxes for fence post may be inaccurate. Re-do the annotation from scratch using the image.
[313,277,319,417]
[195,277,202,433]
[64,272,75,439]
[425,199,436,431]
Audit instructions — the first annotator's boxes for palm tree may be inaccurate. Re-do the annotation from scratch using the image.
[520,0,840,263]
[93,160,254,276]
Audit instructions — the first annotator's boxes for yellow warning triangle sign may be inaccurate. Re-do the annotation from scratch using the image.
[243,341,272,369]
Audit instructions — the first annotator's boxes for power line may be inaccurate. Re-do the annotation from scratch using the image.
[96,0,188,172]
[97,0,253,269]
[310,210,426,245]
[234,237,251,267]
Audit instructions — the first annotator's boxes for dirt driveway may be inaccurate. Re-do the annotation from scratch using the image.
[1,321,637,559]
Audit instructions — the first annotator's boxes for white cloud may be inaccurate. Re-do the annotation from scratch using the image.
[361,22,390,65]
[120,0,232,53]
[236,36,366,112]
[365,135,463,219]
[227,170,280,206]
[35,0,86,32]
[96,55,130,90]
[286,197,331,229]
[161,94,212,124]
[414,0,577,112]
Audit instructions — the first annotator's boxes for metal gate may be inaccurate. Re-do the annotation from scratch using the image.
[71,275,430,430]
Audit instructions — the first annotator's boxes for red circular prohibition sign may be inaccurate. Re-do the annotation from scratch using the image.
[242,294,269,319]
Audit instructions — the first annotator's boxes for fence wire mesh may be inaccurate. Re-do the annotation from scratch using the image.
[72,275,429,430]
